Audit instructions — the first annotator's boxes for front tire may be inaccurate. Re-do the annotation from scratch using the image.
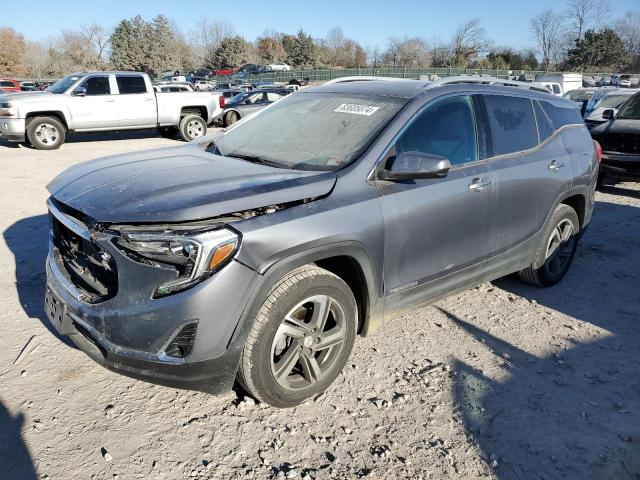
[26,116,65,150]
[238,265,357,408]
[519,204,579,287]
[178,114,206,142]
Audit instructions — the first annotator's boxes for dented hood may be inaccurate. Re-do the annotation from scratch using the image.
[46,145,337,223]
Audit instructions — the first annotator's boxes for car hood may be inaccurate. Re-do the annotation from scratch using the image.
[0,91,51,102]
[47,144,337,223]
[590,119,640,137]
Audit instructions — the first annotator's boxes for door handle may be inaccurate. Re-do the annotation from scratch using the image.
[548,160,565,171]
[468,177,492,192]
[105,98,115,102]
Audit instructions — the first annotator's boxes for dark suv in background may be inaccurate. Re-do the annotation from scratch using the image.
[44,76,598,407]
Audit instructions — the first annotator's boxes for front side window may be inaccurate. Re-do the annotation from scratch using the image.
[616,94,640,120]
[116,75,147,94]
[80,76,110,95]
[395,95,478,166]
[483,95,537,156]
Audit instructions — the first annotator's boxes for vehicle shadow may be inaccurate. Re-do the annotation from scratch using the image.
[447,200,640,479]
[598,183,640,200]
[3,214,74,347]
[0,399,38,480]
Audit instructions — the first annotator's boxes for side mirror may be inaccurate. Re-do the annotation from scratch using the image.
[378,151,451,181]
[602,109,615,120]
[72,86,87,97]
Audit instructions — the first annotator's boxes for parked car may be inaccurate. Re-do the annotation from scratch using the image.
[215,88,290,126]
[597,76,612,87]
[584,90,637,129]
[582,75,596,87]
[0,71,224,149]
[618,74,639,88]
[590,92,640,183]
[0,79,21,93]
[237,64,265,74]
[215,68,237,76]
[154,83,194,93]
[563,88,597,116]
[43,76,598,407]
[194,80,215,91]
[265,64,292,71]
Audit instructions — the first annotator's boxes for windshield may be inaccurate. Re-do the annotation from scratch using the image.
[47,74,83,94]
[594,94,634,110]
[212,92,406,171]
[617,94,640,120]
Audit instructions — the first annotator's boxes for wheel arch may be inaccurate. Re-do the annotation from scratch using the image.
[560,192,586,229]
[25,111,69,132]
[180,106,208,120]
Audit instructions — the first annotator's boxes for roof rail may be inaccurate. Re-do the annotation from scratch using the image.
[425,75,552,94]
[324,75,414,85]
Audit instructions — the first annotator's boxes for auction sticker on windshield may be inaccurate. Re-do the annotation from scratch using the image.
[334,104,380,116]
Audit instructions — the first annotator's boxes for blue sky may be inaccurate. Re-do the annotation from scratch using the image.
[5,0,638,50]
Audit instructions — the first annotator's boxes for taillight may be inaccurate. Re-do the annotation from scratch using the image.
[219,95,225,109]
[593,140,602,163]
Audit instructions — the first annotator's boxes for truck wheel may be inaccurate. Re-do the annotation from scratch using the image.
[179,114,206,142]
[224,111,239,127]
[26,116,65,150]
[519,204,579,287]
[238,265,357,408]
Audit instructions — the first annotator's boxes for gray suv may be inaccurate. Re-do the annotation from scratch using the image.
[44,77,598,407]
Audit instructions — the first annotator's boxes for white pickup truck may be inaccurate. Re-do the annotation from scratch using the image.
[0,71,224,150]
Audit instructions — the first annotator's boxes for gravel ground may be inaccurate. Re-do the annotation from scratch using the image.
[1,132,639,480]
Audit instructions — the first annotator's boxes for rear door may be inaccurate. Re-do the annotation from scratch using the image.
[480,94,573,259]
[378,94,494,297]
[67,74,119,130]
[114,74,157,127]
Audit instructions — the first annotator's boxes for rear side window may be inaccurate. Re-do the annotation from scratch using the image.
[116,75,147,94]
[396,95,478,166]
[533,101,554,142]
[483,95,538,156]
[1,81,15,87]
[540,101,582,129]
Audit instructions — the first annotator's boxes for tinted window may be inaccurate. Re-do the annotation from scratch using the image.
[483,95,537,156]
[533,101,554,142]
[116,75,147,94]
[81,76,110,95]
[396,95,478,166]
[540,101,582,129]
[552,84,561,94]
[1,81,14,87]
[617,94,640,120]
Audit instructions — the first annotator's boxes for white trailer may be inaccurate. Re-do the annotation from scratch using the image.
[534,73,583,95]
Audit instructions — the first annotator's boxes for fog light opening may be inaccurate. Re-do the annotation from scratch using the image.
[164,323,198,359]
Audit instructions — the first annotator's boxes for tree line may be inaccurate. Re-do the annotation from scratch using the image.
[1,1,638,79]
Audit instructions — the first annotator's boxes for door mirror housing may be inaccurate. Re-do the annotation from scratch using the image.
[72,86,87,97]
[378,151,451,181]
[602,108,615,120]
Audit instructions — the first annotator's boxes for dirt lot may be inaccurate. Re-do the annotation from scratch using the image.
[1,132,639,480]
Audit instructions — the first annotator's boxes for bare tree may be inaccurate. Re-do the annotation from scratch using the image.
[616,11,640,70]
[450,19,491,67]
[80,23,110,65]
[0,27,26,76]
[565,0,611,40]
[191,17,235,66]
[530,9,564,68]
[383,37,431,67]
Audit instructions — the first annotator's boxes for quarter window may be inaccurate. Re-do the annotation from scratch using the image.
[540,101,583,129]
[483,95,538,156]
[266,92,283,102]
[395,95,478,166]
[116,75,147,94]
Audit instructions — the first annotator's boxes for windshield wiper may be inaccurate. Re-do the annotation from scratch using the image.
[225,153,289,169]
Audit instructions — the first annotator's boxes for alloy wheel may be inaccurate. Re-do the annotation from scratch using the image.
[543,218,576,278]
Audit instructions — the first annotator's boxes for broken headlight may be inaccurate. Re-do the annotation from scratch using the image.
[115,228,239,298]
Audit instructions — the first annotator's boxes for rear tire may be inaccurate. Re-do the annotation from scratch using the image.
[26,116,65,150]
[238,265,357,408]
[519,204,579,287]
[224,111,239,127]
[178,114,206,142]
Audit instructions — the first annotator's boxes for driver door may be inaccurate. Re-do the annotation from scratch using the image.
[377,94,494,306]
[68,75,119,130]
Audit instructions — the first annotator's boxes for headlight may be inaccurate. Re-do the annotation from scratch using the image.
[114,228,239,298]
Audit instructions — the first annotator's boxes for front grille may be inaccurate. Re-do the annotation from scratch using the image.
[50,209,118,303]
[600,134,640,155]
